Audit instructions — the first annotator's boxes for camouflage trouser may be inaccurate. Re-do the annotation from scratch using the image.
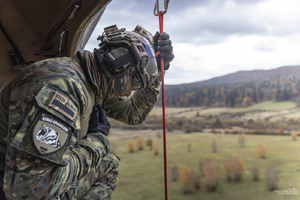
[60,152,120,200]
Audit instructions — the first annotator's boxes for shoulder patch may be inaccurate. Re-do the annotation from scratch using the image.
[49,91,78,120]
[32,114,71,155]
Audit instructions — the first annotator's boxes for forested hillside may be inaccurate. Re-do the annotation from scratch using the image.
[162,66,300,107]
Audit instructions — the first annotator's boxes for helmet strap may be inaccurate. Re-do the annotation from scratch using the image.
[108,70,131,98]
[93,48,109,99]
[94,48,132,99]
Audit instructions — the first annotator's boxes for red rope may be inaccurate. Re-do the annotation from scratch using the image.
[157,10,168,200]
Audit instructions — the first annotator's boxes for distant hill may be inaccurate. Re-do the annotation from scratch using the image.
[162,65,300,107]
[193,65,300,86]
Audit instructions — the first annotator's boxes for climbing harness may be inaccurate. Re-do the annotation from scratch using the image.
[153,0,170,199]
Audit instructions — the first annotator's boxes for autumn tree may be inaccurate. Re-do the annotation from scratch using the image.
[291,131,298,141]
[203,157,219,192]
[238,134,245,147]
[257,144,266,158]
[223,155,245,182]
[136,137,144,150]
[127,141,134,153]
[179,166,193,194]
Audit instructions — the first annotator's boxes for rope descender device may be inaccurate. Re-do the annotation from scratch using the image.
[153,0,170,199]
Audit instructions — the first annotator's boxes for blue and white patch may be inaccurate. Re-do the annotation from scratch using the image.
[36,124,61,148]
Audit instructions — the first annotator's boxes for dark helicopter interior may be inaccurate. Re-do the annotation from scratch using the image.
[0,0,111,88]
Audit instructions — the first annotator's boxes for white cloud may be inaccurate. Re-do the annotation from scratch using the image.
[85,0,300,85]
[166,32,300,84]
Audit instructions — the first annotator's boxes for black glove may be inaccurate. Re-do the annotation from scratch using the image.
[88,103,110,136]
[153,32,174,71]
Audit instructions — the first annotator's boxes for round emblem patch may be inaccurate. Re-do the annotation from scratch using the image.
[32,114,71,154]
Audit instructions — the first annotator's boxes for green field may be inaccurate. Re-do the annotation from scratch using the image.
[150,101,297,117]
[240,101,297,111]
[110,132,300,200]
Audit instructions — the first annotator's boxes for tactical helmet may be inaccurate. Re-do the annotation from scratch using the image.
[98,25,158,94]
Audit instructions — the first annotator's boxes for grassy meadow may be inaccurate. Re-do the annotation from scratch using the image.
[149,101,297,117]
[110,132,300,200]
[109,101,300,200]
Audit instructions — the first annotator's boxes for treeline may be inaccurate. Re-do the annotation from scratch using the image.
[162,75,300,107]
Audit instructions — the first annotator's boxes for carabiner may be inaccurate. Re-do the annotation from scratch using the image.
[154,0,169,16]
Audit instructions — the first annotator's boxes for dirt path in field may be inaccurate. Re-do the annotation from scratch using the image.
[108,128,160,140]
[108,128,182,140]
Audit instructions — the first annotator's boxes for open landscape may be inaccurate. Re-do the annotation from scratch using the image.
[3,1,300,200]
[108,101,300,200]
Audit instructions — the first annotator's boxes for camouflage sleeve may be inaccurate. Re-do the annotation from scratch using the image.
[102,85,160,125]
[2,63,110,199]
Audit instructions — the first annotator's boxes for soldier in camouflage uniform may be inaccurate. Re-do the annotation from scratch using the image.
[0,25,174,200]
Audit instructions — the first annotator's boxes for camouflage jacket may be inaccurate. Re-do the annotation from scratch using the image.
[0,50,160,199]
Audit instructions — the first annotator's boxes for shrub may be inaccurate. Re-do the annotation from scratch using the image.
[211,139,217,153]
[214,117,222,128]
[152,141,159,155]
[171,163,179,182]
[179,166,191,183]
[146,138,153,150]
[203,157,219,192]
[199,160,204,177]
[127,141,134,153]
[179,166,193,194]
[266,164,280,191]
[136,137,144,151]
[257,144,267,158]
[291,131,298,141]
[184,125,194,133]
[191,170,201,190]
[238,134,245,147]
[157,131,162,138]
[223,155,245,182]
[188,143,192,152]
[277,127,284,135]
[251,167,259,181]
[248,119,254,124]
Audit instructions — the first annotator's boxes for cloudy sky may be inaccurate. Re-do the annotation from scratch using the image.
[85,0,300,85]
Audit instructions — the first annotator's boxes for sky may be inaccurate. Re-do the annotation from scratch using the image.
[85,0,300,85]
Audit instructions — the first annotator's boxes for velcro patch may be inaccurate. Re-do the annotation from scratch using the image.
[49,91,78,120]
[32,114,71,155]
